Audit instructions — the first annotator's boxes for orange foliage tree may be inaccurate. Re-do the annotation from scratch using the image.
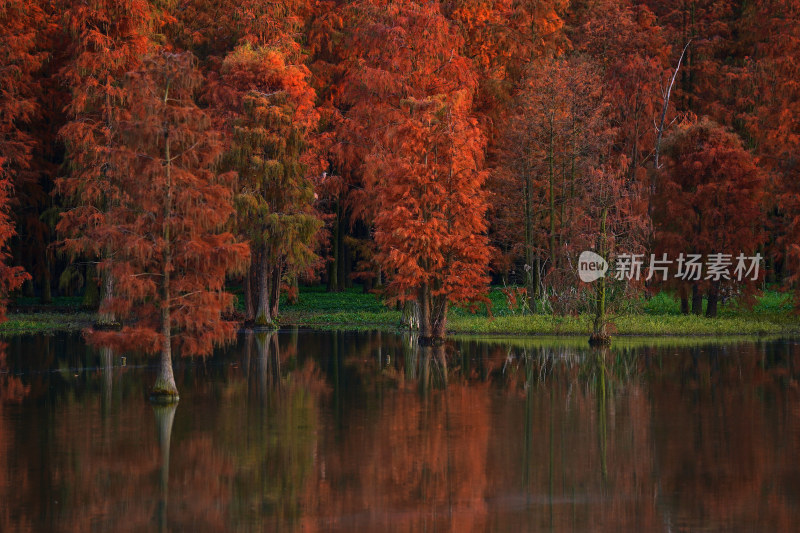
[87,50,249,399]
[342,0,491,341]
[56,0,153,323]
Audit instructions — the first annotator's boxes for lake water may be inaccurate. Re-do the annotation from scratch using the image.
[1,330,800,532]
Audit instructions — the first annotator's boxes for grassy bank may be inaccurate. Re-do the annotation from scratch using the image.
[0,312,95,336]
[278,286,800,337]
[2,285,798,337]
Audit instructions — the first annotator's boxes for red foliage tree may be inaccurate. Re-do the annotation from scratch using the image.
[494,56,610,312]
[0,0,41,316]
[56,0,154,322]
[87,50,249,399]
[738,1,800,303]
[654,118,766,317]
[571,1,670,177]
[343,0,491,341]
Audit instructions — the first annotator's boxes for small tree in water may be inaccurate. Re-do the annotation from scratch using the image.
[88,50,249,401]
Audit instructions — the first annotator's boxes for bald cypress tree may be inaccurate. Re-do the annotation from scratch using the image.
[217,45,321,326]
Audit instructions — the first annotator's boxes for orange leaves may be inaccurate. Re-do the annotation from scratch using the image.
[341,0,490,326]
[77,49,249,356]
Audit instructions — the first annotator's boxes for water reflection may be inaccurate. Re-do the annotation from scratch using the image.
[1,332,800,531]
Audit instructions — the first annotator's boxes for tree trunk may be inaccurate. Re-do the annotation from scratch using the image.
[401,300,420,331]
[680,292,690,315]
[548,123,557,271]
[337,205,346,291]
[328,201,340,292]
[288,275,299,304]
[432,295,447,341]
[255,248,272,326]
[82,264,101,309]
[243,260,255,322]
[269,263,282,320]
[153,129,178,402]
[98,262,116,326]
[153,402,177,533]
[691,283,703,315]
[153,264,178,400]
[41,262,52,304]
[524,172,536,311]
[418,284,432,341]
[706,283,719,318]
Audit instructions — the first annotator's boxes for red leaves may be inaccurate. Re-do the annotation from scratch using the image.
[79,50,249,356]
[343,0,490,329]
[654,118,766,292]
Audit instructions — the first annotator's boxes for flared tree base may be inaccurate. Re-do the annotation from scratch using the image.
[246,318,278,330]
[588,333,612,347]
[150,390,180,404]
[418,335,445,347]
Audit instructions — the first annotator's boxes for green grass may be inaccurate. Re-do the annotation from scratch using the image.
[4,285,799,338]
[447,313,800,337]
[641,289,793,316]
[0,312,95,336]
[279,285,800,337]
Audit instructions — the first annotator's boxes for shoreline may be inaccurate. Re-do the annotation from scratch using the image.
[3,308,799,339]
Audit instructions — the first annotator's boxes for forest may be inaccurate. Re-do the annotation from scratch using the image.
[1,0,799,397]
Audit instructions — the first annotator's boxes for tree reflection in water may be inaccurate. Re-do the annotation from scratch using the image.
[1,333,800,531]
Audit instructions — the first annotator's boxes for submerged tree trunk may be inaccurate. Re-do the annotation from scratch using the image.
[256,331,280,397]
[153,402,177,533]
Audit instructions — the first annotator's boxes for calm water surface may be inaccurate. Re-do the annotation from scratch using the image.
[2,331,800,532]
